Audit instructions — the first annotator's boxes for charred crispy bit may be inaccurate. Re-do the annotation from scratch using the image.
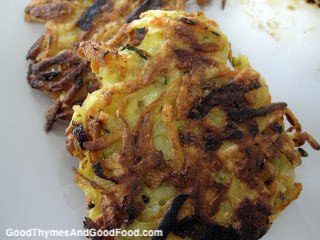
[91,161,118,184]
[173,217,198,237]
[180,132,196,145]
[235,198,272,240]
[269,122,283,134]
[76,0,110,31]
[83,217,96,233]
[247,121,260,138]
[37,71,62,81]
[88,203,96,209]
[188,80,262,119]
[48,61,86,91]
[236,144,265,187]
[126,0,164,23]
[66,11,319,240]
[29,51,79,71]
[44,99,62,132]
[204,129,244,151]
[225,103,287,123]
[201,224,239,240]
[123,200,144,224]
[153,194,189,240]
[83,216,93,230]
[73,123,88,150]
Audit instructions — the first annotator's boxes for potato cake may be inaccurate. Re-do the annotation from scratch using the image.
[25,0,189,131]
[66,10,320,240]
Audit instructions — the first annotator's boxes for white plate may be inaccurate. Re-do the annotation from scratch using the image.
[0,1,319,239]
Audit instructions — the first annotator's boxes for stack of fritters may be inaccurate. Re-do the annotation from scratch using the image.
[25,0,191,131]
[66,11,320,240]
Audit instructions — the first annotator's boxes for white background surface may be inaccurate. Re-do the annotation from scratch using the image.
[0,0,319,239]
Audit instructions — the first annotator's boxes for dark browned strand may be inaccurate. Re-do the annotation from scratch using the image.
[44,99,62,132]
[153,194,190,240]
[91,161,119,184]
[269,122,283,134]
[204,128,244,152]
[26,35,44,60]
[126,0,165,23]
[77,0,110,31]
[63,79,84,105]
[188,80,262,119]
[73,167,105,191]
[225,103,287,122]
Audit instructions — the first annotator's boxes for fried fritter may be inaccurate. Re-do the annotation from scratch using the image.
[25,0,190,131]
[66,10,319,240]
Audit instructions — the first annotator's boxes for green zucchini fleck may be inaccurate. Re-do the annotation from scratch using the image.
[271,156,281,173]
[211,31,221,37]
[121,44,148,60]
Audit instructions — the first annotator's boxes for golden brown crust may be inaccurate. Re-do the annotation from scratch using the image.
[25,0,198,130]
[25,2,72,22]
